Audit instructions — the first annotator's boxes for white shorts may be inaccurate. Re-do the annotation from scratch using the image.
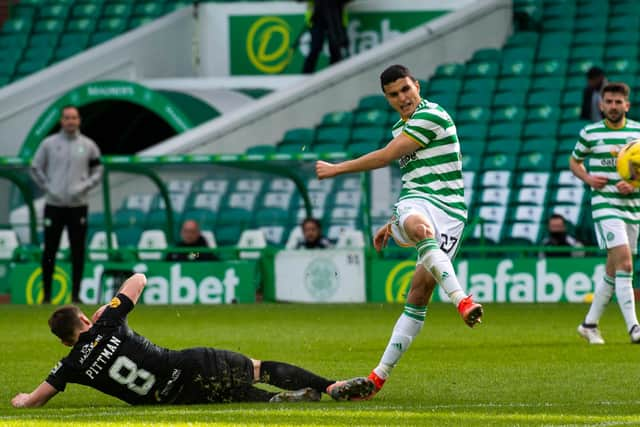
[594,218,639,254]
[389,198,465,260]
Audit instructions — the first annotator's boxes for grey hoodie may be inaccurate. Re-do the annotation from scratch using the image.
[30,131,103,207]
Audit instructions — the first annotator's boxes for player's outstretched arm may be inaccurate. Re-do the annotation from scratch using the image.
[11,382,58,408]
[118,273,147,305]
[569,157,607,189]
[316,133,419,179]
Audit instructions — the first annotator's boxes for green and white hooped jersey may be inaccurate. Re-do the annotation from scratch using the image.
[572,119,640,224]
[391,98,467,222]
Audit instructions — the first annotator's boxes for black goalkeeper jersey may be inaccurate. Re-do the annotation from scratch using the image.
[45,294,195,405]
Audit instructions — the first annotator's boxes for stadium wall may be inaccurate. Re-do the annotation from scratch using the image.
[143,0,512,156]
[0,8,195,156]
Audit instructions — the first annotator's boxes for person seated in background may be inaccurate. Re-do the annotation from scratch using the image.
[296,218,331,249]
[165,219,218,261]
[541,214,583,258]
[580,66,607,122]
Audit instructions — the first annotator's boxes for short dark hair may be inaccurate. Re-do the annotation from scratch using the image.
[49,305,83,342]
[586,66,604,79]
[60,105,80,117]
[601,82,630,100]
[380,64,416,92]
[548,214,566,223]
[301,217,322,229]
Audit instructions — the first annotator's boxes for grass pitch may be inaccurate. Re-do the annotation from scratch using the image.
[1,302,639,426]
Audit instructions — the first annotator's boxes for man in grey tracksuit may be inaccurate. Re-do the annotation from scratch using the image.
[30,106,102,303]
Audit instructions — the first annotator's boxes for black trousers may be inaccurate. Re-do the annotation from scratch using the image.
[41,204,88,302]
[302,25,343,74]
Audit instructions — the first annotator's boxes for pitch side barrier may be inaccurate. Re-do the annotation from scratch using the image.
[0,155,615,305]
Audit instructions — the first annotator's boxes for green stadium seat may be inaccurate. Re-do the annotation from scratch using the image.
[212,226,243,247]
[2,18,34,34]
[59,33,90,49]
[428,92,458,110]
[104,3,133,18]
[72,3,103,19]
[434,63,465,78]
[531,76,564,92]
[460,140,485,157]
[246,144,276,155]
[572,31,606,46]
[277,142,306,154]
[133,2,164,17]
[253,207,291,226]
[482,153,517,171]
[471,48,501,62]
[575,17,607,33]
[526,105,558,122]
[557,120,588,140]
[115,226,143,248]
[492,105,525,122]
[281,128,314,145]
[523,121,558,139]
[461,154,482,172]
[458,92,491,108]
[571,45,604,61]
[427,77,463,94]
[348,141,379,156]
[353,109,388,127]
[23,46,54,62]
[456,106,490,124]
[556,139,576,156]
[357,95,390,111]
[113,208,146,227]
[34,19,65,34]
[496,77,530,93]
[568,59,602,76]
[54,45,85,61]
[463,77,496,94]
[543,3,575,19]
[561,106,581,121]
[542,17,574,32]
[606,59,638,75]
[312,142,345,153]
[538,31,573,48]
[521,138,555,154]
[457,124,488,141]
[98,18,128,33]
[501,46,536,62]
[607,31,640,45]
[499,59,533,78]
[38,4,70,19]
[465,60,499,78]
[488,121,523,140]
[9,5,37,19]
[607,74,636,88]
[0,34,29,49]
[533,59,567,77]
[504,31,538,47]
[493,90,526,107]
[561,90,582,107]
[90,32,117,45]
[350,126,386,143]
[315,127,350,145]
[67,18,97,33]
[129,16,154,29]
[565,75,584,90]
[321,111,353,127]
[537,45,570,61]
[486,139,521,155]
[29,33,60,47]
[527,91,561,107]
[15,59,49,77]
[517,151,553,171]
[165,2,192,13]
[0,59,17,78]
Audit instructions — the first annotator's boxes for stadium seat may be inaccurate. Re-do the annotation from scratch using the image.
[285,226,304,249]
[480,170,511,188]
[505,222,541,244]
[0,229,19,260]
[433,63,465,78]
[237,229,267,259]
[492,105,525,123]
[197,178,228,194]
[471,221,503,244]
[478,188,510,206]
[336,229,365,248]
[88,231,118,261]
[515,187,547,206]
[483,153,516,171]
[427,77,463,94]
[200,230,217,248]
[353,109,388,127]
[357,95,390,111]
[137,229,167,260]
[510,205,544,224]
[456,107,490,124]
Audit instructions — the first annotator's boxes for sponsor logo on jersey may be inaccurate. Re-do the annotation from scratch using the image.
[50,361,63,375]
[78,334,103,365]
[399,151,417,168]
[110,297,121,308]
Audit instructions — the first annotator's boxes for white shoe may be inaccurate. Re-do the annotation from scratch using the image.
[630,325,640,344]
[577,324,605,344]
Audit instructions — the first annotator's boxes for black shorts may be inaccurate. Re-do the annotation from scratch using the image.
[177,348,255,404]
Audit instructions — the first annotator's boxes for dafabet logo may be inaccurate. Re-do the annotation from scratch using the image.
[246,16,293,73]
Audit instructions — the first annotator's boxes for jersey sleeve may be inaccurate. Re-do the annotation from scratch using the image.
[45,360,72,392]
[403,110,453,148]
[572,128,591,160]
[96,293,134,327]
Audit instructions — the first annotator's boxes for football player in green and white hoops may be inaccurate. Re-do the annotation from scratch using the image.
[316,64,482,400]
[570,82,640,345]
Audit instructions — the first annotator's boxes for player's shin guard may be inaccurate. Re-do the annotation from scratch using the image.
[614,271,639,332]
[417,238,465,306]
[374,305,426,380]
[584,274,614,325]
[259,361,333,393]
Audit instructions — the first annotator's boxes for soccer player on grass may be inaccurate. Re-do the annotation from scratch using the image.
[316,64,483,399]
[11,273,373,408]
[571,82,640,345]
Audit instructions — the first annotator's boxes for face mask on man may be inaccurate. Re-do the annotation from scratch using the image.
[550,231,567,242]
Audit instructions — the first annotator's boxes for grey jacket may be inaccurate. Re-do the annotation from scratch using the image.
[30,131,103,207]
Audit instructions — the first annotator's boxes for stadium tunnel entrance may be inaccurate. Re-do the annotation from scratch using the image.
[19,80,220,158]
